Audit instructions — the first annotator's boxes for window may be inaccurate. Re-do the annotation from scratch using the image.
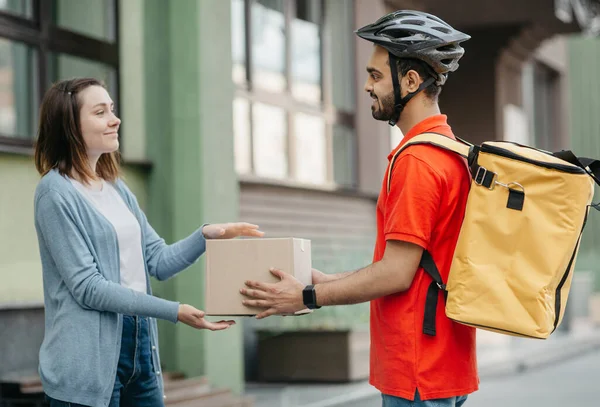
[232,0,356,188]
[291,0,321,104]
[48,53,117,97]
[253,102,287,179]
[0,0,33,19]
[0,0,118,151]
[53,0,116,42]
[251,0,286,93]
[0,38,37,139]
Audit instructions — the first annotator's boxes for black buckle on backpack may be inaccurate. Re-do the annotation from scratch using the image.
[474,166,496,189]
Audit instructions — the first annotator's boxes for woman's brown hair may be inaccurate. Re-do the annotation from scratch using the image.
[34,78,121,183]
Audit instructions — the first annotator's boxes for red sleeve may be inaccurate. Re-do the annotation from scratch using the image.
[384,152,443,249]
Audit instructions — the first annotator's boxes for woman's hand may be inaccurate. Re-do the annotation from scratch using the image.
[177,304,235,331]
[202,222,264,239]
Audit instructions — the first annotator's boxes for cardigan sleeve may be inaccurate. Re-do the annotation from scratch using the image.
[34,189,180,323]
[116,180,207,281]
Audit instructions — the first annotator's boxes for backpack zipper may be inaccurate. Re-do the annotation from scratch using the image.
[552,209,589,332]
[480,144,586,174]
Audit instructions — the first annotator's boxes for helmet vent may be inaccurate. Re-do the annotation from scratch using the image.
[383,28,416,39]
[437,44,456,52]
[426,15,445,24]
[432,26,451,34]
[401,19,425,26]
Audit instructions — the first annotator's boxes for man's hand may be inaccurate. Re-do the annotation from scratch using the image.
[240,268,306,319]
[202,222,264,239]
[177,304,236,331]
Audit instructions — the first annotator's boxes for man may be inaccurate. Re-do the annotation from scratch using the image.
[241,10,477,407]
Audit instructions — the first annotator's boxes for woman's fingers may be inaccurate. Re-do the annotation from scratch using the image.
[200,319,236,331]
[245,229,265,237]
[236,223,264,237]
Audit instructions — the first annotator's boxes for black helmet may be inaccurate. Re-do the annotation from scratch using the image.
[356,10,470,86]
[356,10,470,126]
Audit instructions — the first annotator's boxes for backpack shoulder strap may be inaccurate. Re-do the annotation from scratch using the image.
[387,133,471,193]
[386,133,471,337]
[553,150,600,187]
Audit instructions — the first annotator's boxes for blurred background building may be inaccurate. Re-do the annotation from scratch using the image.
[1,0,600,403]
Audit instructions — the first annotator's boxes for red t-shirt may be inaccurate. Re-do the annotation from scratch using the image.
[369,114,479,401]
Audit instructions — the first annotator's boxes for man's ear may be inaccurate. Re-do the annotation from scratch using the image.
[404,70,423,93]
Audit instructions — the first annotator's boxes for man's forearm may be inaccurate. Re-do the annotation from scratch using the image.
[315,259,409,306]
[327,269,358,282]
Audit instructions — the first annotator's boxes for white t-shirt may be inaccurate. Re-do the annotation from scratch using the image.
[70,178,147,293]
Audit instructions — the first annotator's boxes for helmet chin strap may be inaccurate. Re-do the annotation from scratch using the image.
[387,53,437,127]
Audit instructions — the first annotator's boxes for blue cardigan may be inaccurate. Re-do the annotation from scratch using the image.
[34,169,206,406]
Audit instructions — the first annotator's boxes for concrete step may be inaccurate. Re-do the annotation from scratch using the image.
[163,373,254,407]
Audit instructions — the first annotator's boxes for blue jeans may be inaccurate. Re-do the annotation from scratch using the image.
[382,389,468,407]
[46,315,163,407]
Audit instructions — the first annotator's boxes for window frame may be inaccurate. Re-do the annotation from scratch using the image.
[234,0,356,189]
[0,0,120,154]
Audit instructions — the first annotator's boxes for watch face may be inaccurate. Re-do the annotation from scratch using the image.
[303,285,316,308]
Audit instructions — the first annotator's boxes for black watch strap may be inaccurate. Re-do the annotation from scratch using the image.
[303,285,321,309]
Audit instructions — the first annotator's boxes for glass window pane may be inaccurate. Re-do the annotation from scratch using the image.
[0,38,37,138]
[54,0,116,42]
[0,0,33,18]
[49,53,117,98]
[291,0,321,104]
[234,97,251,174]
[333,124,356,187]
[253,103,287,179]
[231,0,247,86]
[326,0,355,112]
[294,113,326,184]
[251,0,286,93]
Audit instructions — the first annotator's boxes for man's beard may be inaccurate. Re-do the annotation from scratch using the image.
[371,90,399,122]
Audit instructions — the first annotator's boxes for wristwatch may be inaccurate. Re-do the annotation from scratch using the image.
[302,285,321,309]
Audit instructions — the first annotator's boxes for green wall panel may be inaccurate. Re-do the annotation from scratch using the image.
[568,36,600,291]
[142,0,243,393]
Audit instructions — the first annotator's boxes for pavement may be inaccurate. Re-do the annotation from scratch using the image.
[334,346,600,407]
[467,347,600,407]
[243,323,600,407]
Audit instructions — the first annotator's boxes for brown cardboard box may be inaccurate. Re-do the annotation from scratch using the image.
[204,238,312,316]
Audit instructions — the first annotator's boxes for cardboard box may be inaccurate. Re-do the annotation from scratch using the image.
[205,238,312,316]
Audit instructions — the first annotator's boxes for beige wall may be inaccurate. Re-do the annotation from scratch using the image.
[0,155,43,305]
[0,154,148,306]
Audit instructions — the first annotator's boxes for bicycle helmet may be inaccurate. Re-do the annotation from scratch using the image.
[356,10,470,125]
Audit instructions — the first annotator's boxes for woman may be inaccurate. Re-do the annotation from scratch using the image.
[33,77,263,407]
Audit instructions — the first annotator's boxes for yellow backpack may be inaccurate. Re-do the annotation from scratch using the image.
[388,133,599,339]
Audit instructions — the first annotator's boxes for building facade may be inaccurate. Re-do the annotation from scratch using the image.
[0,0,598,395]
